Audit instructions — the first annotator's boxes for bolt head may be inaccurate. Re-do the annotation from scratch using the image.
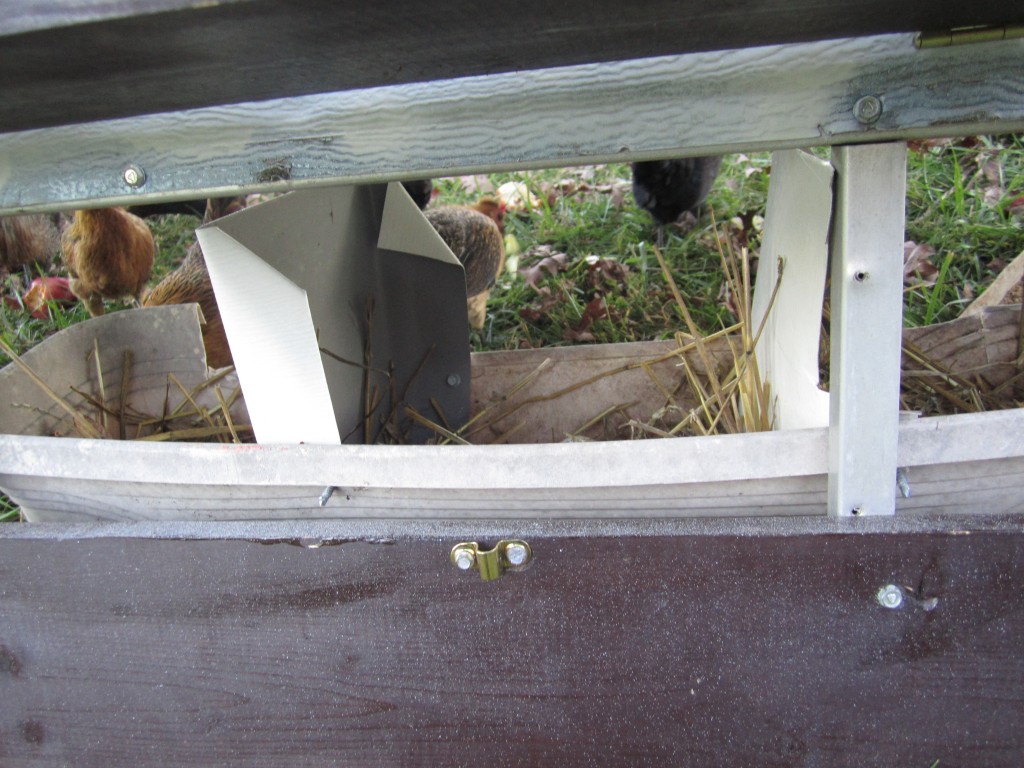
[452,547,475,571]
[505,542,529,566]
[446,373,462,387]
[877,584,904,609]
[853,95,883,124]
[122,164,146,188]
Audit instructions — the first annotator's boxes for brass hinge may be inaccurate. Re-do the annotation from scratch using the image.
[450,540,533,581]
[915,24,1024,48]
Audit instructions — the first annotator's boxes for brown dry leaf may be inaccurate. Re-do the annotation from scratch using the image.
[563,296,607,342]
[519,287,563,321]
[908,138,952,154]
[519,246,570,288]
[585,255,629,295]
[717,280,739,317]
[555,179,593,197]
[593,181,631,210]
[979,158,1004,207]
[903,241,939,286]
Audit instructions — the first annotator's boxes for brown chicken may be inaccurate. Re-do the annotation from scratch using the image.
[61,207,155,316]
[425,205,505,329]
[1,214,60,273]
[143,242,231,368]
[467,196,506,234]
[140,198,247,369]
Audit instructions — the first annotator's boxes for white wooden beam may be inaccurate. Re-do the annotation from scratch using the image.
[827,143,907,517]
[1,34,1022,212]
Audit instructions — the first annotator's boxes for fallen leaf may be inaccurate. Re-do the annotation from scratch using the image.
[519,246,570,288]
[903,241,939,286]
[907,138,956,154]
[979,159,1004,207]
[563,296,607,342]
[585,256,629,295]
[519,287,563,321]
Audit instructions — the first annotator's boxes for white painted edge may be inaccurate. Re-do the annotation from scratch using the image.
[0,409,1020,491]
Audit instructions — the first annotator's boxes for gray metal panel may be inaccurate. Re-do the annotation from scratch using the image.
[828,144,908,516]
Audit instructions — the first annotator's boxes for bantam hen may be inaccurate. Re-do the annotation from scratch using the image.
[425,205,505,329]
[143,242,231,369]
[402,180,434,210]
[632,156,722,244]
[141,198,245,369]
[61,207,155,316]
[1,214,60,274]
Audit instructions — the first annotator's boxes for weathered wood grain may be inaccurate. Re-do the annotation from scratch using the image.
[1,516,1022,766]
[2,34,1022,213]
[2,0,1020,132]
[1,408,1023,521]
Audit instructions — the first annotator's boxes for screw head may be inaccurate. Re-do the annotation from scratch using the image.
[122,164,147,188]
[505,542,529,566]
[853,95,883,125]
[446,373,462,387]
[877,584,904,609]
[452,547,475,571]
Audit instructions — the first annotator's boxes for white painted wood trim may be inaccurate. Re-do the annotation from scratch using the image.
[1,34,1022,212]
[0,427,829,490]
[1,409,1021,521]
[828,143,907,517]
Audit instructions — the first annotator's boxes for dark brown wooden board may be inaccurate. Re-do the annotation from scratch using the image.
[1,0,1021,133]
[1,517,1022,766]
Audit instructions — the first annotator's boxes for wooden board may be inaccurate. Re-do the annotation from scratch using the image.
[2,408,1023,521]
[4,33,1023,214]
[1,516,1022,765]
[2,0,1020,134]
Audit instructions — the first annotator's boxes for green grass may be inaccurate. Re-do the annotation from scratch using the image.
[437,156,772,351]
[903,135,1024,325]
[438,136,1023,348]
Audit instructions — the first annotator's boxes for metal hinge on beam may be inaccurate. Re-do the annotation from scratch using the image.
[915,24,1024,48]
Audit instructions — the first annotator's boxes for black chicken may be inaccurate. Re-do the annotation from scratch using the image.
[401,179,434,210]
[632,156,722,245]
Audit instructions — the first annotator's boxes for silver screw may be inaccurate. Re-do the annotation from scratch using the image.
[896,468,911,499]
[853,95,883,125]
[505,542,529,566]
[877,584,904,609]
[446,373,462,387]
[452,547,475,571]
[318,485,337,507]
[122,164,147,188]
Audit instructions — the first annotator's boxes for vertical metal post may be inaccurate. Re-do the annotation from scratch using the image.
[828,143,906,517]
